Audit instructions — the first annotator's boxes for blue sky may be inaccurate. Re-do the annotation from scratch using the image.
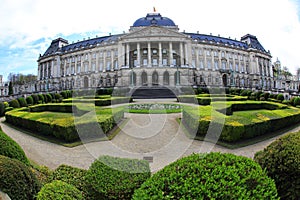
[0,0,300,81]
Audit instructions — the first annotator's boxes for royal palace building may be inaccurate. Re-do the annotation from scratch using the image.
[37,12,274,92]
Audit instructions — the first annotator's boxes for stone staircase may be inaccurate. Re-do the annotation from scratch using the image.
[130,86,178,99]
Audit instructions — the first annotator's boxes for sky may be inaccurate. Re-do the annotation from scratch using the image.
[0,0,300,81]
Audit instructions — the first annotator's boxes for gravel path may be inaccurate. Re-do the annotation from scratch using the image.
[1,99,299,172]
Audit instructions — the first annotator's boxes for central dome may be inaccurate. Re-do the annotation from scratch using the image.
[133,13,176,27]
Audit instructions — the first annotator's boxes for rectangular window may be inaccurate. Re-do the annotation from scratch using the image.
[173,59,177,66]
[115,50,118,57]
[134,59,138,67]
[229,63,233,70]
[143,59,148,66]
[92,63,96,71]
[222,61,226,69]
[99,62,103,71]
[106,61,111,71]
[114,60,118,69]
[77,65,81,73]
[200,60,204,69]
[100,52,103,58]
[214,51,218,57]
[162,49,167,54]
[153,59,158,66]
[107,51,111,57]
[93,53,96,59]
[206,50,210,56]
[214,61,219,69]
[235,63,239,72]
[84,63,88,72]
[85,54,88,60]
[221,52,225,57]
[192,60,196,68]
[199,49,202,55]
[207,60,211,69]
[162,59,167,66]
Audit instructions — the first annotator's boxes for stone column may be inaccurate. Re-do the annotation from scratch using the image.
[159,42,162,67]
[148,42,152,67]
[169,42,173,67]
[137,43,141,67]
[126,43,130,67]
[95,51,99,73]
[185,43,189,66]
[111,49,114,71]
[103,51,106,72]
[180,42,184,66]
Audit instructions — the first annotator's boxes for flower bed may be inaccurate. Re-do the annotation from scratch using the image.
[127,103,182,114]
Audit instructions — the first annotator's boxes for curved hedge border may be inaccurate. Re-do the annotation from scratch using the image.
[5,104,124,142]
[254,131,300,199]
[133,153,278,199]
[182,102,300,142]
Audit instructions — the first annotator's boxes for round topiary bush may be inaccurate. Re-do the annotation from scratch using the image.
[133,153,278,199]
[293,97,300,106]
[26,95,34,105]
[277,93,284,101]
[0,155,41,200]
[31,94,39,104]
[37,180,84,200]
[85,155,151,200]
[17,97,28,107]
[254,131,300,200]
[47,164,87,197]
[0,128,30,165]
[9,99,20,108]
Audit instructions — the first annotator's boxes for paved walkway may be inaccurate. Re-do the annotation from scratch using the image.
[1,99,299,172]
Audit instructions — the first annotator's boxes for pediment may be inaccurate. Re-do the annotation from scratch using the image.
[122,26,189,40]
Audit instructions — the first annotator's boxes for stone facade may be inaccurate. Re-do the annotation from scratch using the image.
[37,13,276,92]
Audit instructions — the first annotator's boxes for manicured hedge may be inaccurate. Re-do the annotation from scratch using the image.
[37,180,84,200]
[254,131,300,200]
[182,102,300,142]
[9,99,20,108]
[0,127,30,165]
[17,97,28,107]
[5,105,124,142]
[26,95,34,105]
[133,153,278,199]
[31,94,39,104]
[85,155,151,200]
[47,164,87,197]
[0,155,41,200]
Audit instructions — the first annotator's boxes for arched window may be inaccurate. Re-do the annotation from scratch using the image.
[84,77,89,88]
[141,72,147,86]
[130,72,136,86]
[163,71,170,85]
[152,71,159,86]
[174,71,180,85]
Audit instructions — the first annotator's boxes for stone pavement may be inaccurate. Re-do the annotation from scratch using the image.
[1,99,299,172]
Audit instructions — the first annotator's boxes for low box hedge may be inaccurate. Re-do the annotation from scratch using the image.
[182,102,300,142]
[5,105,124,142]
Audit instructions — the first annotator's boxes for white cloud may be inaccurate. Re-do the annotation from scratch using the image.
[0,0,299,80]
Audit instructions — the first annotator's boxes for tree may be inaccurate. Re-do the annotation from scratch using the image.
[8,81,13,95]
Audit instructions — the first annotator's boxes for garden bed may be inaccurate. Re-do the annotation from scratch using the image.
[5,104,124,143]
[126,103,182,114]
[182,101,300,142]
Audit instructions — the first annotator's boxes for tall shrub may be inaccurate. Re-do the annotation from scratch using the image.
[254,131,300,200]
[0,102,5,116]
[31,94,39,104]
[277,93,284,102]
